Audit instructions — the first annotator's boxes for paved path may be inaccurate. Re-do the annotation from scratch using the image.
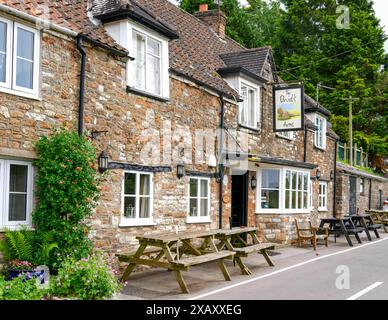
[189,237,388,300]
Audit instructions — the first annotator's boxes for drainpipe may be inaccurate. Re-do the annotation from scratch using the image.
[333,140,338,218]
[76,36,86,136]
[368,178,372,210]
[303,124,307,163]
[219,95,225,229]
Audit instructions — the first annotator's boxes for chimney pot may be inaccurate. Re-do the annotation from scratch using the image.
[199,4,208,12]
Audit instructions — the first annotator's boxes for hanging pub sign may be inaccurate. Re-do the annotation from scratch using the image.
[273,85,304,132]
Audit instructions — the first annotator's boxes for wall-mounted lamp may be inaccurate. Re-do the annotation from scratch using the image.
[177,162,185,179]
[316,168,321,180]
[251,175,257,189]
[330,170,334,181]
[98,150,109,173]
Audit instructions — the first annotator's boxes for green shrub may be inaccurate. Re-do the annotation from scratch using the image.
[0,229,58,267]
[32,129,100,268]
[0,275,47,300]
[50,251,122,300]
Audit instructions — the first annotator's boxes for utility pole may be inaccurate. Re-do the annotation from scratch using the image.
[342,96,359,166]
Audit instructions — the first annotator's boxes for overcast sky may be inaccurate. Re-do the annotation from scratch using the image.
[169,0,388,51]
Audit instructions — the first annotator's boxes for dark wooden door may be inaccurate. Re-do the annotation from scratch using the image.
[349,175,357,215]
[231,173,248,227]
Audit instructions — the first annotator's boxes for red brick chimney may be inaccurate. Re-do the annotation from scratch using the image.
[194,6,227,39]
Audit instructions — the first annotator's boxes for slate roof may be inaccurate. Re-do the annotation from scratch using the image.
[304,94,331,117]
[0,0,127,55]
[337,162,388,182]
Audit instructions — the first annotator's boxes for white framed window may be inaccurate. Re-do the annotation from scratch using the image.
[0,159,33,229]
[318,181,328,211]
[276,131,294,140]
[314,114,326,149]
[239,82,259,129]
[121,171,154,226]
[187,177,211,223]
[0,18,40,97]
[260,169,280,209]
[360,178,365,194]
[256,166,311,214]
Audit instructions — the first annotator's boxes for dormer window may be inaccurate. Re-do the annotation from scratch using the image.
[132,30,162,96]
[314,114,326,149]
[239,81,260,130]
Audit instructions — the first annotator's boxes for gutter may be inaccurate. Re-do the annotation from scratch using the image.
[368,178,372,210]
[303,124,307,163]
[76,36,86,136]
[219,95,225,229]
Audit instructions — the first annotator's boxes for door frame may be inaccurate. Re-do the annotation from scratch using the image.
[231,172,248,227]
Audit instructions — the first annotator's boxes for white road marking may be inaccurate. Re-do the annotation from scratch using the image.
[346,282,383,300]
[188,237,388,300]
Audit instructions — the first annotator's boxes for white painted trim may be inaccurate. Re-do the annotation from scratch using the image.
[318,181,328,211]
[238,78,261,130]
[121,171,154,226]
[187,177,211,221]
[0,85,42,100]
[0,16,11,89]
[314,114,327,150]
[186,217,212,224]
[188,237,388,300]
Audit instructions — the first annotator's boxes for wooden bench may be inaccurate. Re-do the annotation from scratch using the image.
[233,243,275,256]
[366,210,388,233]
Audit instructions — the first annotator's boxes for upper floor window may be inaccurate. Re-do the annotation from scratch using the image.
[121,171,154,226]
[0,17,40,97]
[239,82,259,129]
[276,131,294,140]
[0,159,33,229]
[314,114,326,149]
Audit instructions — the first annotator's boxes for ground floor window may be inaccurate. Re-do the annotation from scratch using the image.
[318,181,328,211]
[187,177,211,223]
[257,166,311,213]
[0,159,33,228]
[121,171,153,226]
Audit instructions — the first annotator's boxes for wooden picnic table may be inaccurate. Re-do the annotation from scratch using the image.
[319,217,363,247]
[365,210,388,233]
[215,227,276,275]
[116,229,235,294]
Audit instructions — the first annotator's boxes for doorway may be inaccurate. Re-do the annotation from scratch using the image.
[231,172,248,227]
[349,175,357,215]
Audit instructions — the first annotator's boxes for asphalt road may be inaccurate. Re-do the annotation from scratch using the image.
[189,237,388,300]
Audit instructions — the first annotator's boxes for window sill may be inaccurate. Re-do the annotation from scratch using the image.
[186,217,212,224]
[0,224,34,232]
[119,219,155,227]
[313,145,326,152]
[0,86,41,101]
[255,210,313,215]
[238,123,260,132]
[126,86,169,102]
[318,208,328,212]
[276,134,295,141]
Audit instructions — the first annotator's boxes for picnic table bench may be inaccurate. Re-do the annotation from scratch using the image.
[215,227,276,275]
[116,229,235,294]
[346,214,381,239]
[365,210,388,233]
[319,217,363,247]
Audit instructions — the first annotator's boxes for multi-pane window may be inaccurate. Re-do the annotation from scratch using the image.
[260,169,280,209]
[0,17,39,95]
[314,115,326,149]
[318,181,328,210]
[277,131,294,140]
[132,30,161,96]
[257,167,311,213]
[285,170,309,210]
[122,172,153,225]
[188,178,210,220]
[0,159,33,228]
[239,83,258,129]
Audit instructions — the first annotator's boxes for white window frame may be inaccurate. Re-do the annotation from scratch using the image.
[239,79,260,130]
[187,177,211,223]
[120,171,154,227]
[314,114,326,149]
[276,131,295,140]
[0,18,40,98]
[360,178,365,194]
[256,165,312,214]
[0,159,33,229]
[318,181,328,211]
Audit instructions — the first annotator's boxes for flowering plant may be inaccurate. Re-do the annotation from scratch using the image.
[8,260,34,271]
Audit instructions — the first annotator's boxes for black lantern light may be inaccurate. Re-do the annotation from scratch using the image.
[330,170,334,181]
[98,150,109,173]
[177,162,185,179]
[316,168,321,180]
[251,175,257,189]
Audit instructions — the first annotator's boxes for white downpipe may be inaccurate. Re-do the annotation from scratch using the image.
[0,4,78,37]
